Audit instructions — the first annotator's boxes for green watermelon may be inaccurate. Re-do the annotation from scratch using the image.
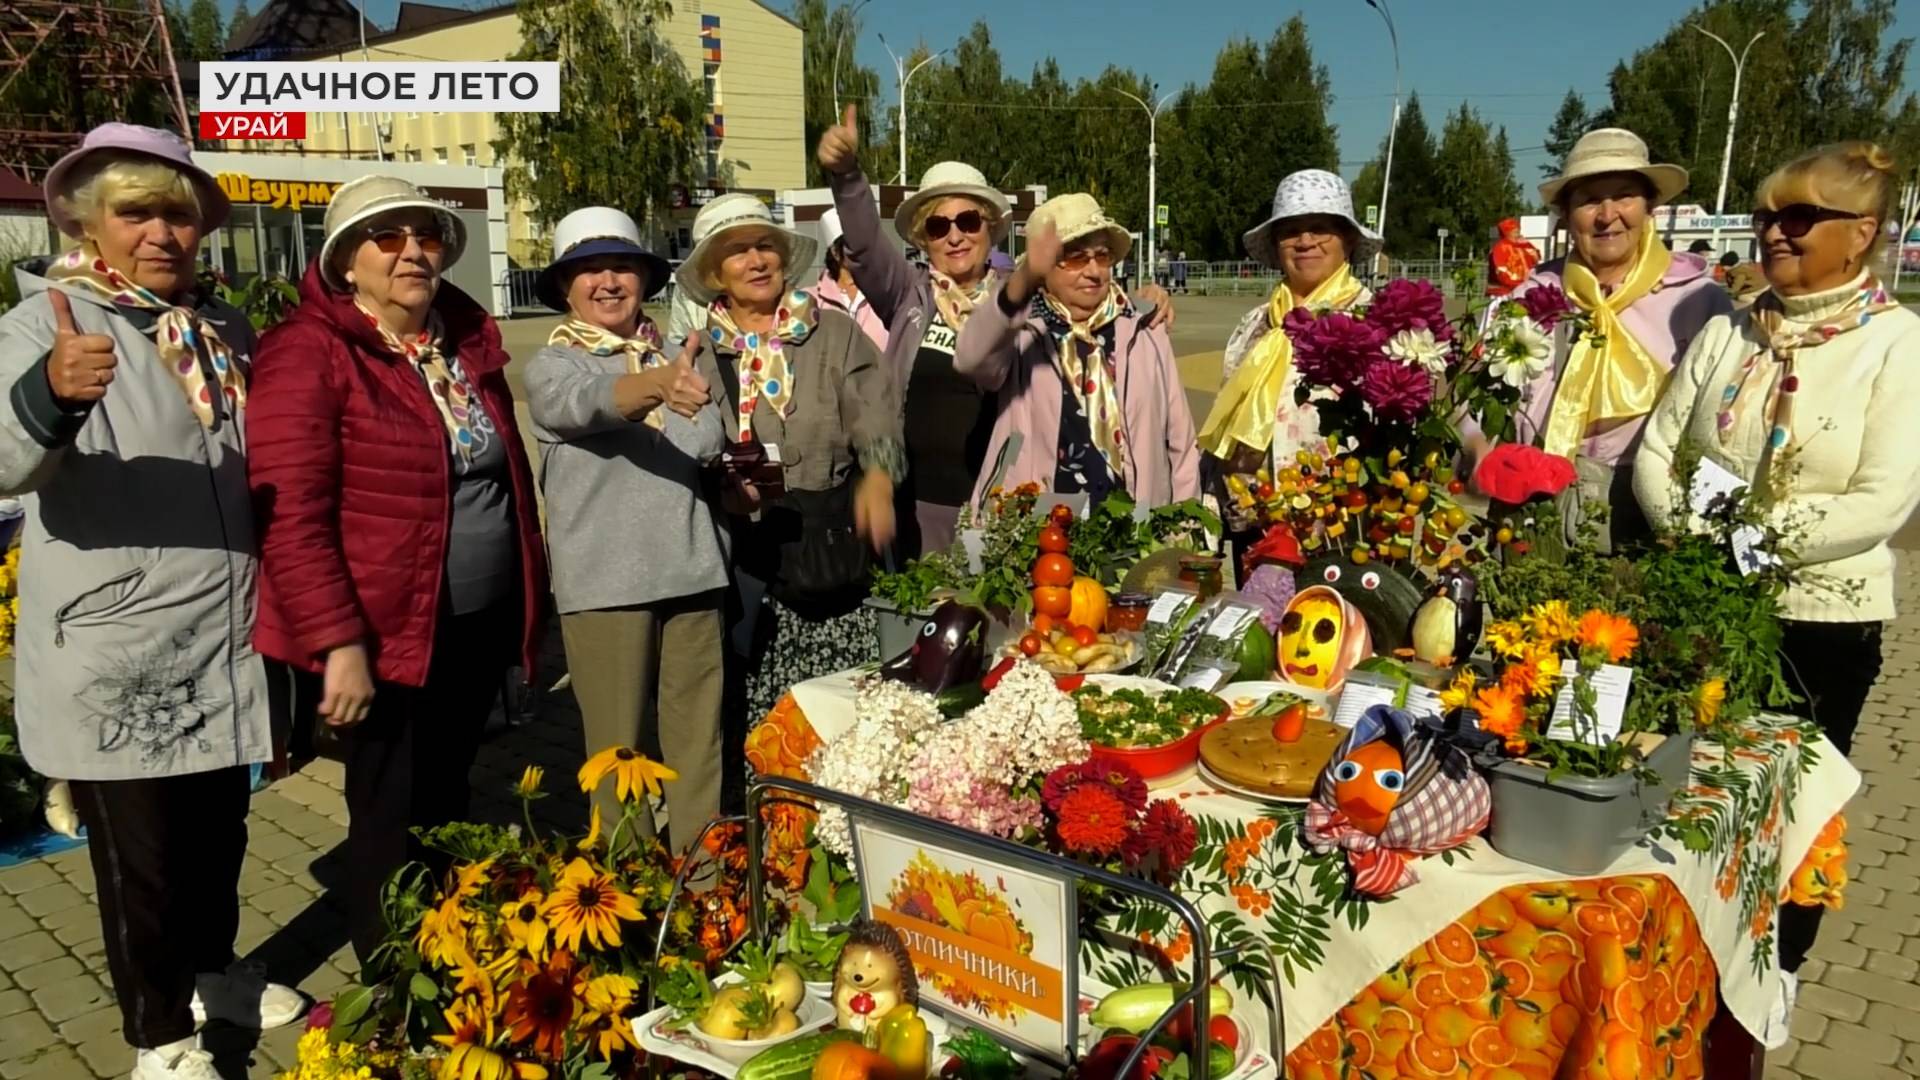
[1236,620,1276,682]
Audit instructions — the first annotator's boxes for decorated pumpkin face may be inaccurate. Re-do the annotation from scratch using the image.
[1331,738,1406,836]
[1280,589,1345,688]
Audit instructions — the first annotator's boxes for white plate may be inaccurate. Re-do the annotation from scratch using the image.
[635,996,953,1078]
[1196,759,1311,805]
[1214,681,1332,717]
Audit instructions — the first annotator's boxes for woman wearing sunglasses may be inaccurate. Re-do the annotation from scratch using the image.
[816,106,1172,555]
[1636,142,1920,1038]
[1464,129,1731,550]
[248,175,547,969]
[955,193,1199,508]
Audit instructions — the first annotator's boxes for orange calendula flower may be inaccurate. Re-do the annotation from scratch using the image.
[1575,610,1639,663]
[1472,683,1528,740]
[1526,599,1576,646]
[543,858,643,952]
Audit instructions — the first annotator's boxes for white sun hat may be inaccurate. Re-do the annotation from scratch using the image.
[1242,169,1382,269]
[675,193,819,305]
[893,161,1014,245]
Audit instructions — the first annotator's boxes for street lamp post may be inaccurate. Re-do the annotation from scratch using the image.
[830,0,876,113]
[880,34,946,185]
[1437,227,1448,266]
[1692,24,1765,255]
[1115,87,1177,286]
[1364,0,1401,261]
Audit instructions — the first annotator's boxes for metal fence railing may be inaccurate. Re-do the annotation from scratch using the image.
[501,267,544,315]
[1157,259,1489,298]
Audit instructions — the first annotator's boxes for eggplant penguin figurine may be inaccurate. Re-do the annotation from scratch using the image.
[1409,566,1481,666]
[879,601,989,695]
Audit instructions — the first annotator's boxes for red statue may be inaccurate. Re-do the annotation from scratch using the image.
[1487,218,1541,297]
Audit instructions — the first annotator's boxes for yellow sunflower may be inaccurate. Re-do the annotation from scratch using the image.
[577,746,678,803]
[451,858,496,902]
[1525,600,1576,647]
[416,896,474,968]
[500,889,551,961]
[544,858,643,952]
[1693,677,1728,727]
[1483,620,1528,659]
[581,973,639,1014]
[580,1006,640,1060]
[434,997,550,1080]
[582,804,604,851]
[516,766,545,799]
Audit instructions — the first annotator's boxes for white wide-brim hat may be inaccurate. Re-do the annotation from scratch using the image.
[1243,169,1382,269]
[1539,128,1688,210]
[318,175,466,291]
[675,193,819,305]
[893,161,1013,246]
[536,206,671,310]
[1030,192,1132,263]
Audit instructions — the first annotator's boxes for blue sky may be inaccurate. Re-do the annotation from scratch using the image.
[291,0,1920,182]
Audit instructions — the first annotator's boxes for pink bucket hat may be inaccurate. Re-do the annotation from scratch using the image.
[43,123,230,238]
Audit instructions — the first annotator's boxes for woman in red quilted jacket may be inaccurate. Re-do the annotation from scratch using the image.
[247,176,547,968]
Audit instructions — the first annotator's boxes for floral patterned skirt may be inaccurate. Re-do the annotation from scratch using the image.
[745,598,877,725]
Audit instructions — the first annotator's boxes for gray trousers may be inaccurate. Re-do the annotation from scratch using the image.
[561,590,724,852]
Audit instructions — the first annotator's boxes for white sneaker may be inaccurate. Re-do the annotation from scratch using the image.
[1760,968,1798,1050]
[190,959,308,1030]
[130,1040,220,1080]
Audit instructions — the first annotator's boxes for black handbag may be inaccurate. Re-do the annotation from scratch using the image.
[761,475,871,610]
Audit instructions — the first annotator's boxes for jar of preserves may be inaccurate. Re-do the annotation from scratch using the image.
[1177,555,1224,601]
[1107,593,1153,632]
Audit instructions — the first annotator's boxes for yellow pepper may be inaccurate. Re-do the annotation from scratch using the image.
[870,1003,929,1078]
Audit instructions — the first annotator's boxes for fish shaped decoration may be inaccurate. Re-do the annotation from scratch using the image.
[878,601,989,695]
[1305,705,1490,896]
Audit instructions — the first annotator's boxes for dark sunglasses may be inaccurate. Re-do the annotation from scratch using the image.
[366,224,446,255]
[924,209,987,240]
[1752,204,1864,239]
[1057,248,1114,272]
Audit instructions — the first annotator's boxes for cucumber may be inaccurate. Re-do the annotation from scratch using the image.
[736,1029,861,1080]
[936,680,988,718]
[1088,983,1234,1034]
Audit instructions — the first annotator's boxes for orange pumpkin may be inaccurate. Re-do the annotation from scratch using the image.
[1067,577,1109,632]
[813,1041,896,1080]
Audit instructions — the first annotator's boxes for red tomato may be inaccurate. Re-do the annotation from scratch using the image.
[1032,552,1076,588]
[1049,504,1075,526]
[1054,674,1086,691]
[1033,586,1072,618]
[1070,625,1100,647]
[1037,523,1070,554]
[1018,633,1043,657]
[1208,1015,1239,1052]
[1031,612,1057,635]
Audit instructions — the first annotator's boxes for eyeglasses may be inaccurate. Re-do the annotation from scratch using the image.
[365,224,446,256]
[1057,248,1114,272]
[924,210,987,240]
[1752,204,1864,239]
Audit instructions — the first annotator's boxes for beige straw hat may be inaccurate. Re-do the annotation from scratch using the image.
[1029,193,1131,262]
[1539,128,1688,210]
[675,193,819,305]
[318,175,465,290]
[893,161,1013,245]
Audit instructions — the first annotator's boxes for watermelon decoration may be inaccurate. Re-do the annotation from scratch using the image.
[1299,553,1424,654]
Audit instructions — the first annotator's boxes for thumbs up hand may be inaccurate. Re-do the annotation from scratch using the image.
[45,290,119,408]
[660,334,712,418]
[817,103,861,178]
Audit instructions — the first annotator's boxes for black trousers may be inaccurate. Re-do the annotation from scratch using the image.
[70,766,250,1048]
[296,604,515,968]
[1776,618,1883,972]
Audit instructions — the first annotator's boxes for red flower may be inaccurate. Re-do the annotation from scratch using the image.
[1043,759,1147,814]
[1055,784,1132,856]
[1125,799,1198,873]
[1472,443,1576,505]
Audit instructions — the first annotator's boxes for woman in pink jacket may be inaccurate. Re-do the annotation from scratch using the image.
[955,193,1200,508]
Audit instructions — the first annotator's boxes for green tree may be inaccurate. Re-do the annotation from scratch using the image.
[494,0,706,242]
[1543,89,1591,179]
[1432,103,1523,257]
[185,0,225,59]
[794,0,883,186]
[1353,92,1440,258]
[228,0,251,44]
[904,22,1017,186]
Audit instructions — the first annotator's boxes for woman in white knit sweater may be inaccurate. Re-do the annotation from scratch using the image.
[1635,142,1920,984]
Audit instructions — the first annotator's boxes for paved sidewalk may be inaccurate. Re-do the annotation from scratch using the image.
[3,574,1919,1078]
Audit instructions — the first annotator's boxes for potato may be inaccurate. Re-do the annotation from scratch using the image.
[766,961,805,1012]
[698,986,757,1039]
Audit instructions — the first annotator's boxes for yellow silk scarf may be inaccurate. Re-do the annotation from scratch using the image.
[1541,224,1672,458]
[548,315,667,428]
[1197,264,1366,457]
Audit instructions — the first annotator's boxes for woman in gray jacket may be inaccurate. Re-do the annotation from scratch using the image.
[524,207,728,850]
[0,124,300,1080]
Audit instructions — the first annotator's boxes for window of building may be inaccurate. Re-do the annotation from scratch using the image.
[406,148,422,163]
[434,147,448,164]
[461,144,477,166]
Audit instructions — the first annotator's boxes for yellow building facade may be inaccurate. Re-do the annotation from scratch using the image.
[276,0,804,263]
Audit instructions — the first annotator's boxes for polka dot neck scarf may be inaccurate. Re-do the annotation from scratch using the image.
[929,269,993,332]
[1717,272,1896,476]
[44,247,246,429]
[549,315,667,429]
[705,290,817,441]
[354,300,475,462]
[1035,285,1130,480]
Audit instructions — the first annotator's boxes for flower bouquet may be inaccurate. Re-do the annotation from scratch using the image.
[1442,282,1589,446]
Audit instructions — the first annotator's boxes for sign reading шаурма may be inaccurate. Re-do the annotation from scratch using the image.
[213,174,487,213]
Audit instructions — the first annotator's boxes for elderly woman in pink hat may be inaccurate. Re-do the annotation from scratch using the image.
[0,123,303,1080]
[815,107,1174,555]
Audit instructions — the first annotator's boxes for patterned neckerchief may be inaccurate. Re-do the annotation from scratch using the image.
[354,300,475,461]
[43,247,246,429]
[706,290,818,441]
[549,315,669,429]
[929,269,993,332]
[1034,285,1131,480]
